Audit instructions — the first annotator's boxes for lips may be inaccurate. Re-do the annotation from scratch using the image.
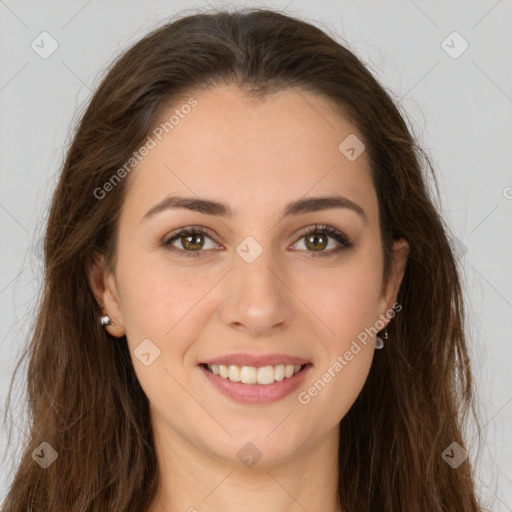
[198,353,313,404]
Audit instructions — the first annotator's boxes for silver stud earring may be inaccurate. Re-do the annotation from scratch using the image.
[375,327,388,349]
[100,315,114,327]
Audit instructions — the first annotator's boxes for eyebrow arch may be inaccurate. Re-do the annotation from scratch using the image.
[141,194,367,223]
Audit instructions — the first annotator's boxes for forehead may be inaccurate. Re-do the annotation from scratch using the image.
[124,84,377,222]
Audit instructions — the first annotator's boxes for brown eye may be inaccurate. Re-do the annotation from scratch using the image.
[180,233,205,251]
[161,224,354,259]
[293,224,355,257]
[304,232,328,251]
[162,227,219,258]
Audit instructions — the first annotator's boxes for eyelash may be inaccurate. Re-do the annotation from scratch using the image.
[161,224,355,259]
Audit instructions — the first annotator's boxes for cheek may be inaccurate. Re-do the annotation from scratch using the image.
[315,346,374,422]
[296,249,381,402]
[115,252,206,333]
[298,321,375,424]
[299,258,383,340]
[116,259,205,399]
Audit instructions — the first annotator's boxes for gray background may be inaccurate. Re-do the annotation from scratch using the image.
[1,0,511,509]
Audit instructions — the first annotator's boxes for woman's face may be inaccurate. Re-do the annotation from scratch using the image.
[92,84,409,466]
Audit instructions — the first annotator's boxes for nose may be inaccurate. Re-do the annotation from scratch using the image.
[219,246,295,338]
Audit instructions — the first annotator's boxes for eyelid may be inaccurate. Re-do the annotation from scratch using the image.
[163,225,215,242]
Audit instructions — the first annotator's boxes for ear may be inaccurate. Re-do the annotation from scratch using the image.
[377,238,409,324]
[88,256,126,337]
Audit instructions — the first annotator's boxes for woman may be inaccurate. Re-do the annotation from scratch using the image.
[1,7,485,511]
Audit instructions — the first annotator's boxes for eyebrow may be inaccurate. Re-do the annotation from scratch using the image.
[141,194,367,223]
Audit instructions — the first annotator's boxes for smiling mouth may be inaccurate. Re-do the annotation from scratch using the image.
[200,363,310,385]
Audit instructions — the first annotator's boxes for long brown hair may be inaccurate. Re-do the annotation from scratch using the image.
[1,7,485,511]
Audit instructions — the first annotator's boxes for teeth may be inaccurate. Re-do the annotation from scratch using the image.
[274,365,285,382]
[228,365,241,382]
[207,363,303,385]
[257,366,274,385]
[241,366,257,384]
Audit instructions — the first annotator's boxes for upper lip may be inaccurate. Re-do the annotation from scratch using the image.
[200,353,311,367]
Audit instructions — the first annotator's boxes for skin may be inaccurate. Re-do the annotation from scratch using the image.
[90,84,409,512]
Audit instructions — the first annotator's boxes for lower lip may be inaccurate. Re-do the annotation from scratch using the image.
[199,364,313,405]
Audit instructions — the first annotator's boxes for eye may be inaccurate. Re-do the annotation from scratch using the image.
[161,226,220,258]
[161,224,355,258]
[291,224,354,257]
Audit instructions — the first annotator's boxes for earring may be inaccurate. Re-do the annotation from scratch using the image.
[375,327,388,349]
[100,315,114,327]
